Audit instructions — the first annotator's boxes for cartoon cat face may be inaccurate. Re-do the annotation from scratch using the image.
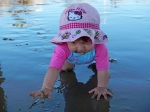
[68,11,82,21]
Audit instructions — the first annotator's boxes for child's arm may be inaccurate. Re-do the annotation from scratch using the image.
[42,67,60,91]
[29,44,69,99]
[89,44,113,100]
[89,69,113,100]
[29,67,60,99]
[97,70,109,88]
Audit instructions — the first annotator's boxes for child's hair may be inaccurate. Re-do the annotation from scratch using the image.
[76,36,91,42]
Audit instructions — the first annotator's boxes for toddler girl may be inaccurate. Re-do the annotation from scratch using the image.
[30,3,113,100]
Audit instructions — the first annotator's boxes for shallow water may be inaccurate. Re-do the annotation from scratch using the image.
[0,0,150,112]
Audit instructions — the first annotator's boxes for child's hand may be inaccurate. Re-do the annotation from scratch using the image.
[89,87,113,100]
[29,88,52,100]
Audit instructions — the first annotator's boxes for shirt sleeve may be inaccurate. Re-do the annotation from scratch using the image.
[95,44,110,70]
[49,43,70,70]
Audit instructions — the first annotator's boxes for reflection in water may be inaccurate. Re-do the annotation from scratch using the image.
[6,8,42,28]
[110,0,121,8]
[0,0,47,7]
[109,0,149,8]
[0,63,7,112]
[0,0,44,28]
[2,0,146,27]
[8,8,41,28]
[16,0,46,5]
[58,63,111,112]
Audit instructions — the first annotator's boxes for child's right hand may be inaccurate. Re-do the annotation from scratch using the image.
[89,87,113,100]
[29,88,52,100]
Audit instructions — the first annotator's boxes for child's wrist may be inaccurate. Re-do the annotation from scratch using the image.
[42,87,53,91]
[97,86,107,89]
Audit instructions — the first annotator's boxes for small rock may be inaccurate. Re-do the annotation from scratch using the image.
[18,108,21,111]
[3,38,8,40]
[57,103,60,107]
[9,38,14,41]
[109,59,118,63]
[37,32,41,34]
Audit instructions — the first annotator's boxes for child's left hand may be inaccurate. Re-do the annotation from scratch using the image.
[89,87,113,100]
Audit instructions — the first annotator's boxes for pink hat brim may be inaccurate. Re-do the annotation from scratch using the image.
[50,28,108,45]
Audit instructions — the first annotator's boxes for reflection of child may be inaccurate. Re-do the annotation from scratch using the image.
[58,69,110,112]
[29,3,113,100]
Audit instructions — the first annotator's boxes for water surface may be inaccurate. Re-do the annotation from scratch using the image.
[0,0,150,112]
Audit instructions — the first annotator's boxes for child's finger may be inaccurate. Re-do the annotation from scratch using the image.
[47,94,51,99]
[107,91,113,96]
[91,93,97,99]
[88,89,94,93]
[103,93,107,100]
[29,92,35,96]
[97,94,101,100]
[32,91,43,99]
[39,95,44,100]
[29,92,36,98]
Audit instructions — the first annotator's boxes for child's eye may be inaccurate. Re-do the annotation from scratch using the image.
[71,42,76,44]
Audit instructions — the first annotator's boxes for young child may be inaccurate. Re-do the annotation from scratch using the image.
[29,3,113,100]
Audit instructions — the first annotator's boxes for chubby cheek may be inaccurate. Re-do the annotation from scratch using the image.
[69,47,76,52]
[67,43,76,52]
[85,44,94,52]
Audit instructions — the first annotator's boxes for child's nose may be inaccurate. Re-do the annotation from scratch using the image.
[78,46,85,52]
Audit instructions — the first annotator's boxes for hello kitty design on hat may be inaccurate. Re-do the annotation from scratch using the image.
[50,3,109,44]
[68,10,82,21]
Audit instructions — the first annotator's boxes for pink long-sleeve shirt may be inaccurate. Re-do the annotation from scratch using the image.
[49,43,109,71]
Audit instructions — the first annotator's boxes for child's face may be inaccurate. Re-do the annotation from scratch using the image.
[67,37,94,55]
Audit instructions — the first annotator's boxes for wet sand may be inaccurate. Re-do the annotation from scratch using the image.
[0,0,150,112]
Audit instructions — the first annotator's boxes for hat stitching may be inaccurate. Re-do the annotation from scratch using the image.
[103,35,108,40]
[65,7,86,14]
[72,30,81,38]
[94,31,99,39]
[61,32,71,40]
[84,29,93,36]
